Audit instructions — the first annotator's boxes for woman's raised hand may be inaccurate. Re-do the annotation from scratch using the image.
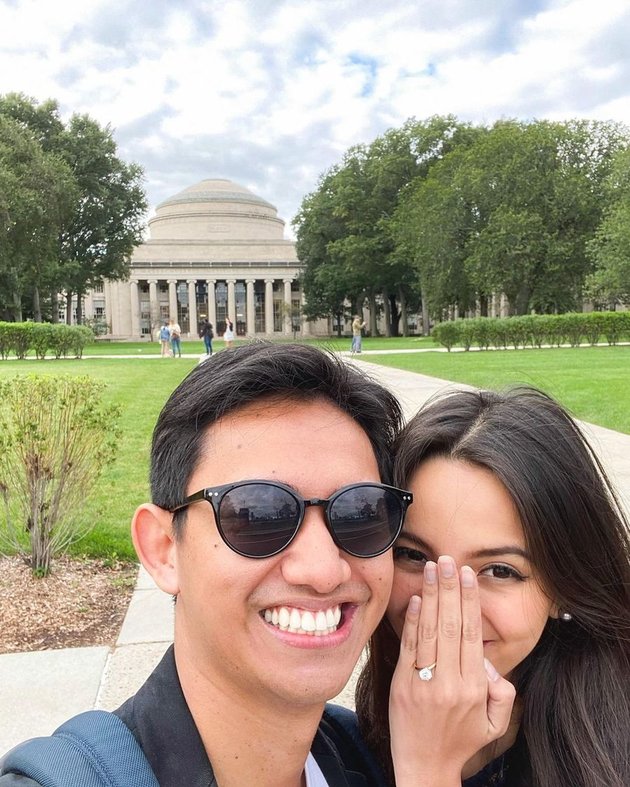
[389,556,515,787]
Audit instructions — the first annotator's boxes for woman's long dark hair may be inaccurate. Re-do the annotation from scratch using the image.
[356,387,630,787]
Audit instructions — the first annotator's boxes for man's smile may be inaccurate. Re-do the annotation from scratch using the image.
[262,604,342,636]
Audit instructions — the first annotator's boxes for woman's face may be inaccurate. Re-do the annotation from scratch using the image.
[386,456,556,679]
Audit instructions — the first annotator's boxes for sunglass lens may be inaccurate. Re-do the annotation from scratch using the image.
[219,483,300,557]
[329,486,402,557]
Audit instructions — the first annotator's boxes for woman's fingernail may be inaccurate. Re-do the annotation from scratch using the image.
[425,561,437,584]
[439,556,455,578]
[408,595,421,615]
[461,566,475,588]
[484,658,500,682]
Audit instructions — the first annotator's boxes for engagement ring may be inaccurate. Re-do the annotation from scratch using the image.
[415,661,437,681]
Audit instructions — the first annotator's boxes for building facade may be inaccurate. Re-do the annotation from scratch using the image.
[85,178,323,340]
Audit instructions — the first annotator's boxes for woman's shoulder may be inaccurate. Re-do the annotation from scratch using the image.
[463,736,528,787]
[463,754,508,787]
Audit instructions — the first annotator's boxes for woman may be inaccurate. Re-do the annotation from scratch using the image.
[223,317,234,349]
[357,387,630,786]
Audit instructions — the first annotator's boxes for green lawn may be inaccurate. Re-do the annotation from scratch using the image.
[82,335,436,355]
[361,345,630,435]
[1,340,627,560]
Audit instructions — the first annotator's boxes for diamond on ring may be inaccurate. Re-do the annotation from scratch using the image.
[416,661,437,681]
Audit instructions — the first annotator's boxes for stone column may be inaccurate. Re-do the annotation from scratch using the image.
[265,278,275,335]
[167,279,178,320]
[245,279,256,336]
[301,290,310,336]
[148,279,158,335]
[206,280,217,327]
[283,279,293,336]
[104,281,113,335]
[130,280,140,339]
[187,279,198,337]
[227,279,236,324]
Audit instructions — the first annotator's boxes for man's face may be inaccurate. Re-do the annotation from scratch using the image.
[170,397,393,711]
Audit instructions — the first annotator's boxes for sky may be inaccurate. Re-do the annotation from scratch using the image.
[1,0,630,238]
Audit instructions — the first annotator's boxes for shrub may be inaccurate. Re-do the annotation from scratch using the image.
[489,318,510,350]
[508,316,530,349]
[545,315,566,347]
[599,311,628,345]
[556,313,584,347]
[5,323,34,359]
[49,324,76,359]
[31,323,55,360]
[471,318,493,350]
[71,326,94,358]
[431,321,461,351]
[459,320,476,351]
[0,374,121,576]
[0,322,95,360]
[0,323,12,360]
[582,313,603,346]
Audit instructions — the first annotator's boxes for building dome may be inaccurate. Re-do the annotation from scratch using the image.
[148,178,287,241]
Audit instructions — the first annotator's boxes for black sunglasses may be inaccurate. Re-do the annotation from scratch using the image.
[169,480,413,559]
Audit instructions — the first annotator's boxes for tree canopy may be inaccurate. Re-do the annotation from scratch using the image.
[0,93,147,323]
[586,147,630,305]
[294,115,630,331]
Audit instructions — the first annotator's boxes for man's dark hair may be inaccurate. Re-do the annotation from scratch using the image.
[150,342,403,536]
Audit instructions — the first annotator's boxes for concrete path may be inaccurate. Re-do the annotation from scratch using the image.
[1,362,629,754]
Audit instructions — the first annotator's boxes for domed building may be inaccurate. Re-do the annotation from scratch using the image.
[87,178,315,339]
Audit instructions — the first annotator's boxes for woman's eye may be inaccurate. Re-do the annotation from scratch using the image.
[479,564,525,581]
[393,546,428,566]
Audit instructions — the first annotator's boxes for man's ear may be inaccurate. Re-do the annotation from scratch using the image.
[132,503,180,595]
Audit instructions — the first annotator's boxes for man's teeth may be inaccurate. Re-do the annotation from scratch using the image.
[263,605,342,635]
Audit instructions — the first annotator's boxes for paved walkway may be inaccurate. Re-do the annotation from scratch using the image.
[1,361,629,754]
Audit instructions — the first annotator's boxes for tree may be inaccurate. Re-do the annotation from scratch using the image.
[586,147,630,305]
[0,94,147,324]
[294,168,352,332]
[396,118,629,318]
[0,114,76,321]
[295,116,475,335]
[58,114,147,324]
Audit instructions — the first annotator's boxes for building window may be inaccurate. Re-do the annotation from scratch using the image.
[235,282,246,335]
[254,281,265,333]
[176,282,190,333]
[291,298,302,333]
[93,282,104,294]
[273,299,283,332]
[215,281,227,332]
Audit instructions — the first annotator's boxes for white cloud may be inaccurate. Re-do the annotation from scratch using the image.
[1,0,629,234]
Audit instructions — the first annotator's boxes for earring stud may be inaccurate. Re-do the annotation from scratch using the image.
[560,611,572,622]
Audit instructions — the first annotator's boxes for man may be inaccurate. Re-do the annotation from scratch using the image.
[1,343,407,786]
[351,315,366,354]
[159,320,172,357]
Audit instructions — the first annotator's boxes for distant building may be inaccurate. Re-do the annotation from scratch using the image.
[80,178,324,339]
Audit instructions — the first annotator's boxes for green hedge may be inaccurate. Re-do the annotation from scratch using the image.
[0,322,94,360]
[431,311,630,351]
